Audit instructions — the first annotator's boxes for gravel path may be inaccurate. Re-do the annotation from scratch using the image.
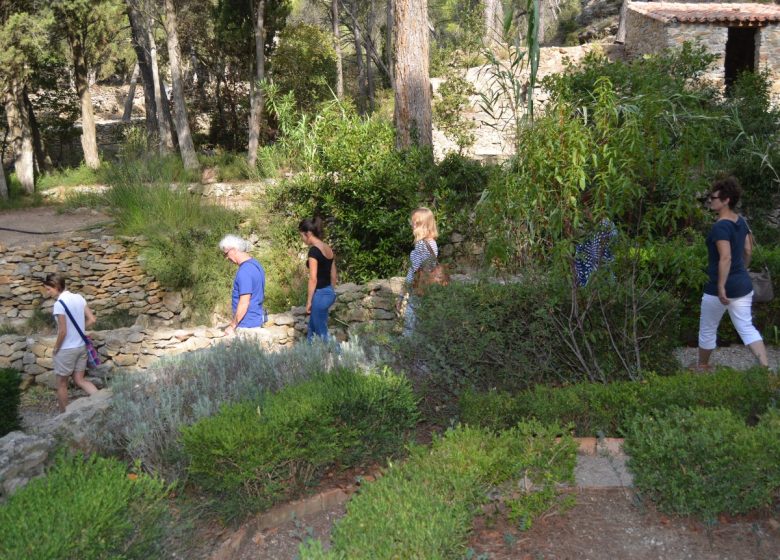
[673,345,780,371]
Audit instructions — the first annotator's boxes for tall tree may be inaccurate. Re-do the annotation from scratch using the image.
[52,0,124,170]
[162,0,199,170]
[332,0,344,99]
[126,0,160,142]
[483,0,503,48]
[247,0,265,168]
[393,0,431,148]
[122,62,140,122]
[0,8,49,194]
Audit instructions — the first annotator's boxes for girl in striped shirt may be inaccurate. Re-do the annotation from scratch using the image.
[397,207,439,335]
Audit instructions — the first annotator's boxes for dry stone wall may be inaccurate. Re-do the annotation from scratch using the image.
[0,236,186,328]
[1,277,406,386]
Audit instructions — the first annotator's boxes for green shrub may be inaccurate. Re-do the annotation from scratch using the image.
[0,452,169,559]
[101,339,378,479]
[299,422,576,559]
[461,368,777,436]
[408,274,680,394]
[270,23,337,111]
[182,368,418,511]
[624,406,780,520]
[0,368,22,436]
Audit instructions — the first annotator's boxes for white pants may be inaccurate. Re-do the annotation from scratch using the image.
[698,291,763,350]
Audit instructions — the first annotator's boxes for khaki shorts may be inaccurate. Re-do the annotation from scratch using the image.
[54,346,87,376]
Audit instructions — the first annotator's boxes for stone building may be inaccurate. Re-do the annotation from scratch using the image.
[624,2,780,87]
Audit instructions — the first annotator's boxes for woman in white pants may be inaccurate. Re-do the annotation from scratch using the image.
[697,177,769,369]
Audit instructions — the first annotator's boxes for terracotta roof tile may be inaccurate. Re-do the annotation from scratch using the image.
[629,2,780,25]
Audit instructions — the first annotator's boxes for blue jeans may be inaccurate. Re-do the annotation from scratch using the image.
[308,285,336,342]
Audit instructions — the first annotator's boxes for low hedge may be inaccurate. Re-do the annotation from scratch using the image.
[299,422,577,559]
[405,277,680,394]
[460,368,777,436]
[0,452,169,559]
[625,407,780,520]
[0,368,21,437]
[181,368,418,511]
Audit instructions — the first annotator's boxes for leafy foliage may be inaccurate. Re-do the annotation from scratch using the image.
[461,367,779,437]
[270,23,337,111]
[182,368,418,514]
[0,368,22,437]
[0,452,169,559]
[299,422,576,559]
[625,407,780,520]
[100,338,376,479]
[406,273,680,395]
[433,69,476,153]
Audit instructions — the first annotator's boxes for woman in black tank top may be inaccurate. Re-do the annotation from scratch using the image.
[299,217,338,342]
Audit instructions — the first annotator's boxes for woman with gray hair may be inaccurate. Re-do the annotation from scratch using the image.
[219,234,267,335]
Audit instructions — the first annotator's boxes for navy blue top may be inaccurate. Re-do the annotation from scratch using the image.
[704,217,753,299]
[232,258,266,327]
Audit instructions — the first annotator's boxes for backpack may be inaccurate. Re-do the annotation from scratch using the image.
[412,241,450,296]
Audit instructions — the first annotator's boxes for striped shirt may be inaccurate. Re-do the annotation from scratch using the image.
[405,239,439,286]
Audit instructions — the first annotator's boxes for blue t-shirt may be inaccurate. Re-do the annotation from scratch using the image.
[704,217,752,299]
[232,258,266,327]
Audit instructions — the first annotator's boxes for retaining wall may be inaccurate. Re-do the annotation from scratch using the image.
[1,278,405,387]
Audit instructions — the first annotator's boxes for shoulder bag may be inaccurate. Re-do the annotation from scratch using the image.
[743,218,774,304]
[412,241,450,296]
[58,300,101,368]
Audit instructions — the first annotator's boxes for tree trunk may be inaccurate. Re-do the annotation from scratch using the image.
[483,0,503,48]
[24,87,52,174]
[247,0,265,168]
[353,8,367,114]
[122,63,140,122]
[149,27,175,153]
[616,0,629,44]
[332,0,344,99]
[393,0,432,148]
[386,0,394,89]
[127,0,159,142]
[163,0,199,171]
[4,85,35,194]
[72,42,100,169]
[0,160,7,200]
[366,0,376,111]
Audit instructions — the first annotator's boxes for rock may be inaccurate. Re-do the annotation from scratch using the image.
[0,431,56,500]
[162,292,183,313]
[36,372,59,390]
[201,167,218,184]
[112,354,137,367]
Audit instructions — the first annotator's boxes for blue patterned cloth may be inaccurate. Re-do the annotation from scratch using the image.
[574,219,618,287]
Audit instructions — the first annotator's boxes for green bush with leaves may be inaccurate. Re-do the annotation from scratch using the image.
[625,407,780,520]
[299,422,576,559]
[433,69,476,153]
[0,452,169,559]
[101,338,376,479]
[461,368,778,437]
[0,368,21,437]
[181,368,418,511]
[270,23,337,111]
[407,273,680,394]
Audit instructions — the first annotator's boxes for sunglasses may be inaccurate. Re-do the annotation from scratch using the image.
[222,248,233,258]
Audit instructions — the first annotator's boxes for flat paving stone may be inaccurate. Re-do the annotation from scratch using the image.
[575,453,634,488]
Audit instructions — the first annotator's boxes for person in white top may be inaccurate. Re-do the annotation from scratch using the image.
[43,274,98,412]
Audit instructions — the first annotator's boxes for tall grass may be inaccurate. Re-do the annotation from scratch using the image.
[99,338,376,479]
[37,163,100,191]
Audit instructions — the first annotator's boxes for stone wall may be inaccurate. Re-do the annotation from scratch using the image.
[760,24,780,77]
[0,236,186,328]
[625,9,780,87]
[624,9,670,58]
[667,23,728,83]
[0,277,406,386]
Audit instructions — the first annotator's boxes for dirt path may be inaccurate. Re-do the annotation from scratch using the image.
[0,206,112,249]
[470,489,780,560]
